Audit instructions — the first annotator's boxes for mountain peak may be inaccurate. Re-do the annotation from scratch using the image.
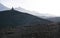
[10,7,15,11]
[11,7,14,10]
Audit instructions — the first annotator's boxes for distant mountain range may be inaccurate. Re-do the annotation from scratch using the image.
[47,17,60,22]
[0,8,52,28]
[0,3,10,11]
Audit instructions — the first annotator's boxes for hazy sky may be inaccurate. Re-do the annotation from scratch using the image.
[0,0,60,16]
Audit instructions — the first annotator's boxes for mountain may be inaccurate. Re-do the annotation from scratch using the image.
[0,3,9,11]
[15,7,55,19]
[0,8,52,28]
[47,17,60,22]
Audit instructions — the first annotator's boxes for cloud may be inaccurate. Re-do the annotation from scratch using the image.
[0,0,60,16]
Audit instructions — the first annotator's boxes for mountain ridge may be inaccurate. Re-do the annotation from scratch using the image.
[15,7,56,18]
[0,3,55,19]
[0,9,52,28]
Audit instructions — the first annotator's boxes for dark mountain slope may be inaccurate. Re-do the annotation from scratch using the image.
[0,9,52,28]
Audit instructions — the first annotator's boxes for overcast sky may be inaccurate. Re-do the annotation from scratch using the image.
[0,0,60,16]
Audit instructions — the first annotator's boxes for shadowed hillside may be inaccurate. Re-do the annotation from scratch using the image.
[0,8,52,28]
[0,22,59,38]
[0,8,59,38]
